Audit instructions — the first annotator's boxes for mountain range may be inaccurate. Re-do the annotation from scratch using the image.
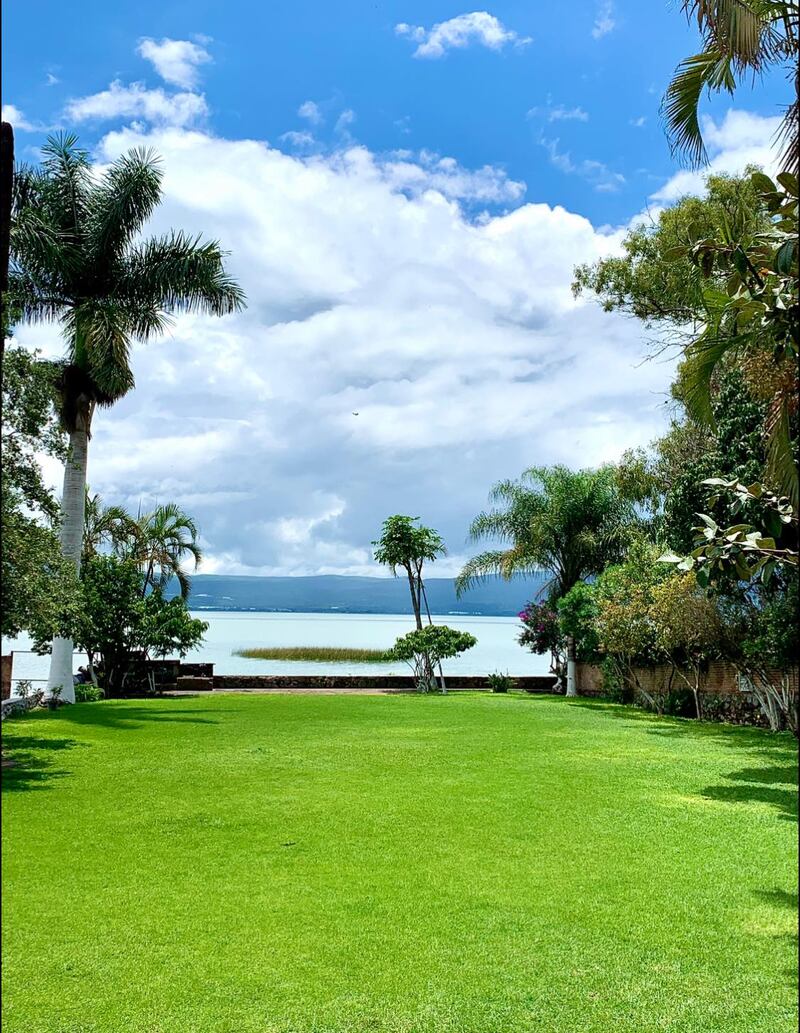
[168,574,548,617]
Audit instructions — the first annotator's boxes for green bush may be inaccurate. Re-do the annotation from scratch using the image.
[75,683,105,703]
[487,672,514,693]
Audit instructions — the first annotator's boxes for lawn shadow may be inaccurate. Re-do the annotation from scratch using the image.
[700,762,798,822]
[56,700,226,731]
[1,732,81,793]
[754,888,799,987]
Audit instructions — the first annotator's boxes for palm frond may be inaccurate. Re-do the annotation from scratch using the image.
[455,551,517,596]
[119,231,246,316]
[88,148,163,263]
[39,132,91,236]
[662,49,735,167]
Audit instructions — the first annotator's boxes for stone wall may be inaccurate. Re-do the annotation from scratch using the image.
[1,655,11,701]
[211,674,558,692]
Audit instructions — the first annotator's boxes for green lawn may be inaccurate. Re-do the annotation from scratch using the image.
[2,693,797,1033]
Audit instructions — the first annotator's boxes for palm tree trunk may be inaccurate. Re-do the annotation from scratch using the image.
[566,635,578,697]
[47,425,89,703]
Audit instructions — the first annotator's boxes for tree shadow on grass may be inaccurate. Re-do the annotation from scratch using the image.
[56,701,225,731]
[1,733,81,793]
[700,762,798,822]
[754,888,799,987]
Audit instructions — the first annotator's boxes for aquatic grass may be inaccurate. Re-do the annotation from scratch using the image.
[2,694,797,1033]
[234,645,393,662]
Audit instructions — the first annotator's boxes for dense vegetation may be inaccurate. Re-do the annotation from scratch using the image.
[235,646,394,663]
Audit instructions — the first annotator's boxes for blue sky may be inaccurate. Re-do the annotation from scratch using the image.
[2,4,789,576]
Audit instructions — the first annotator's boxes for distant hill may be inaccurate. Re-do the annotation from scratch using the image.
[168,573,548,617]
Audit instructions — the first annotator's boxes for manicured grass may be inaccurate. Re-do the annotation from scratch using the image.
[234,645,392,662]
[2,694,797,1033]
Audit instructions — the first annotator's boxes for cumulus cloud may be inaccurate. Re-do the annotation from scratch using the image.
[1,104,40,131]
[12,120,676,577]
[137,36,212,89]
[64,80,208,127]
[651,109,781,202]
[396,12,531,59]
[592,1,616,39]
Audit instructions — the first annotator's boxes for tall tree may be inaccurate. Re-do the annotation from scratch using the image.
[456,466,639,695]
[663,1,798,173]
[373,516,446,630]
[8,133,244,701]
[83,491,139,564]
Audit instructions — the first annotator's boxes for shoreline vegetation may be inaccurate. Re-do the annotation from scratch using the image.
[234,646,393,663]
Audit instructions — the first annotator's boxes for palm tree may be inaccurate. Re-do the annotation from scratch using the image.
[133,502,202,599]
[83,491,139,564]
[663,1,799,173]
[456,466,640,695]
[9,133,245,701]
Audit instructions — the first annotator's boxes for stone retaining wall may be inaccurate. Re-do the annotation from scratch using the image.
[211,674,558,692]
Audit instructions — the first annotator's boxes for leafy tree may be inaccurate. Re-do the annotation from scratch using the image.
[457,465,640,695]
[71,555,207,697]
[1,346,78,640]
[132,502,203,599]
[388,625,476,694]
[8,133,244,701]
[373,515,446,630]
[557,582,601,664]
[573,171,768,336]
[663,2,798,173]
[648,571,723,719]
[517,601,564,686]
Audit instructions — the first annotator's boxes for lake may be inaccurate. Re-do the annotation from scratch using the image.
[2,611,551,688]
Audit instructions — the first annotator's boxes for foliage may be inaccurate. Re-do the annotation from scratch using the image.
[557,582,601,663]
[674,172,798,503]
[234,647,392,663]
[456,465,640,601]
[648,572,724,717]
[486,671,514,694]
[83,491,138,564]
[3,694,796,1033]
[67,555,207,696]
[373,515,446,628]
[1,346,79,639]
[74,683,105,703]
[387,625,476,692]
[662,478,798,587]
[573,170,769,332]
[662,2,798,172]
[8,132,245,435]
[517,601,564,685]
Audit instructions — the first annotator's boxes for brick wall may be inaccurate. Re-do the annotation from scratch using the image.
[211,674,558,692]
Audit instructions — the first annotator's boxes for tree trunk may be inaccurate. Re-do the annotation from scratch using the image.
[47,425,90,703]
[406,568,422,629]
[565,635,578,697]
[0,121,13,357]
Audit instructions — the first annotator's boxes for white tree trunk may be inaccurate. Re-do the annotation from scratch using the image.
[566,636,578,697]
[47,425,89,704]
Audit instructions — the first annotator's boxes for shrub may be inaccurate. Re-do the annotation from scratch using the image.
[487,672,514,693]
[75,683,105,703]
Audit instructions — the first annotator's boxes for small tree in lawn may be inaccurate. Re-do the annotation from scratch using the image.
[69,555,207,696]
[373,515,446,630]
[648,572,723,720]
[388,626,476,694]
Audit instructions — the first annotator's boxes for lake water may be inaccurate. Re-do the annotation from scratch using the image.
[2,611,550,688]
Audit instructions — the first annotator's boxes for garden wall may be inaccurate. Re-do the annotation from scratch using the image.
[1,655,11,701]
[211,674,559,692]
[575,660,799,727]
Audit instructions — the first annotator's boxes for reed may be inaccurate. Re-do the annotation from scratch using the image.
[234,646,393,663]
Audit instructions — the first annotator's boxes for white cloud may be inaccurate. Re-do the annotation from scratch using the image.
[334,108,356,136]
[298,100,322,124]
[45,72,60,87]
[541,136,625,192]
[592,1,616,39]
[630,116,646,128]
[137,37,212,89]
[1,104,39,131]
[64,80,208,127]
[396,12,531,59]
[279,130,317,151]
[12,121,675,577]
[651,109,781,202]
[529,103,589,123]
